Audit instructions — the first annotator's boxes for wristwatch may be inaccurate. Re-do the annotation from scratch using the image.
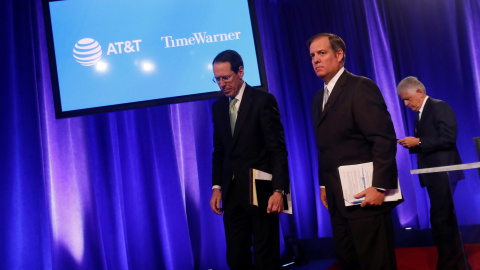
[273,189,285,195]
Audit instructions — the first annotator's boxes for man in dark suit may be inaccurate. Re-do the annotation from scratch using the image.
[309,33,400,269]
[397,76,469,270]
[209,50,290,270]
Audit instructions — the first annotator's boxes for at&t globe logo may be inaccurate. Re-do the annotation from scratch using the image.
[73,38,102,66]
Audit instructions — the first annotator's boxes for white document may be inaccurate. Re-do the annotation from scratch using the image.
[338,162,402,207]
[250,169,292,214]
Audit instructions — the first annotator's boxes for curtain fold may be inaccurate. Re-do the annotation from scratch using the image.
[1,0,479,269]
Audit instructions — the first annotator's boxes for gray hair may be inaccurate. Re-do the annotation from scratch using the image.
[396,76,426,94]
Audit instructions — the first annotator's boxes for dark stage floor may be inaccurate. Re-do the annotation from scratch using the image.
[282,225,480,270]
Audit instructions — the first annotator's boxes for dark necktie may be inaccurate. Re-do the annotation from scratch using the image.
[414,112,420,136]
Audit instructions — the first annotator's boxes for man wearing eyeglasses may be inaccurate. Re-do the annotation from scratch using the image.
[209,50,290,270]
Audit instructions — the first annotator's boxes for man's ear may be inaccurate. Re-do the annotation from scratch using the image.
[238,66,244,79]
[415,88,425,97]
[336,49,344,63]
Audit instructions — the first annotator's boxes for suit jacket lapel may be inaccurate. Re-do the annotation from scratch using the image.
[319,70,348,124]
[416,97,431,135]
[219,97,233,144]
[231,85,253,149]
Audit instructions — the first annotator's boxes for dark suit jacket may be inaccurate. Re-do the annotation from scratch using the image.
[410,97,464,187]
[311,70,400,219]
[212,84,289,207]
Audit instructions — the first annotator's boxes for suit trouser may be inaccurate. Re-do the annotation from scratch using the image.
[426,179,469,270]
[223,180,280,270]
[330,210,397,270]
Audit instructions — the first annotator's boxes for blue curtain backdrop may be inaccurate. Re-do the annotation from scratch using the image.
[1,0,480,269]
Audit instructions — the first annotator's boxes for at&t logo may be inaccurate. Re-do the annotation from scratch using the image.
[73,38,102,66]
[72,38,143,67]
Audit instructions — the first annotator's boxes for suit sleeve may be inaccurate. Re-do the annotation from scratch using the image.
[311,90,326,187]
[418,102,457,154]
[259,93,290,192]
[352,80,398,189]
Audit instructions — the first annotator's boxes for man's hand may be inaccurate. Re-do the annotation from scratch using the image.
[354,187,385,207]
[320,187,328,210]
[210,189,223,215]
[267,192,284,214]
[397,137,420,149]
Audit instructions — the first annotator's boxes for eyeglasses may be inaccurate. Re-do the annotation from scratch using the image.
[212,73,235,84]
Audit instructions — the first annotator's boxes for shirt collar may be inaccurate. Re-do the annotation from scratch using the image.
[324,67,345,93]
[419,95,429,116]
[231,81,246,102]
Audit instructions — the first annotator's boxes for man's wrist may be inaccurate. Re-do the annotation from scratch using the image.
[273,189,285,195]
[212,185,221,191]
